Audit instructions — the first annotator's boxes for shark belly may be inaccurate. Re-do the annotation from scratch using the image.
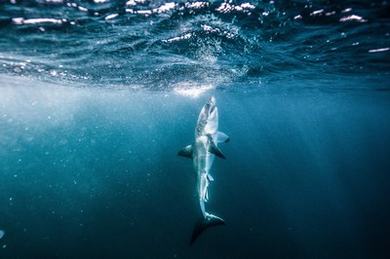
[194,141,216,218]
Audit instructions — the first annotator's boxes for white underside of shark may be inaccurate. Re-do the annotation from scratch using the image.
[178,96,229,244]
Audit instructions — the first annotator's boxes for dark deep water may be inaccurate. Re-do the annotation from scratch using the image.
[1,0,390,258]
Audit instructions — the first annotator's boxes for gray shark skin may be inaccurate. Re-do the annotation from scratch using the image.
[178,96,229,244]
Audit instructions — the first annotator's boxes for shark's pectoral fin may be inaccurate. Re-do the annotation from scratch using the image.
[208,141,226,159]
[216,131,230,143]
[178,145,193,159]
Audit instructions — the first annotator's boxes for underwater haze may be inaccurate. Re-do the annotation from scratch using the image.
[1,0,390,258]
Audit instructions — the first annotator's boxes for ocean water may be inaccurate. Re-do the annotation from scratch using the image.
[1,0,390,258]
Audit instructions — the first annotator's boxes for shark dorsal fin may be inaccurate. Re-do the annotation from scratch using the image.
[215,131,230,143]
[178,145,193,159]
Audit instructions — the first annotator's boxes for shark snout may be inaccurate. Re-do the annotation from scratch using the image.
[208,96,216,106]
[207,96,217,115]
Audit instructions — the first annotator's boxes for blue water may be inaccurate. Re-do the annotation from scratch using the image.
[1,0,390,258]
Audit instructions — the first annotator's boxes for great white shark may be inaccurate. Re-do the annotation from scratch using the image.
[178,96,229,244]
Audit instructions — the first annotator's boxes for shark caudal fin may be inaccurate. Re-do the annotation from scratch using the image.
[190,213,225,245]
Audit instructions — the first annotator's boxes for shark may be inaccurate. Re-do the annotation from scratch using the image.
[178,96,229,244]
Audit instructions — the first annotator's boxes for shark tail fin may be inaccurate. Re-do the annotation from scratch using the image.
[190,213,225,245]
